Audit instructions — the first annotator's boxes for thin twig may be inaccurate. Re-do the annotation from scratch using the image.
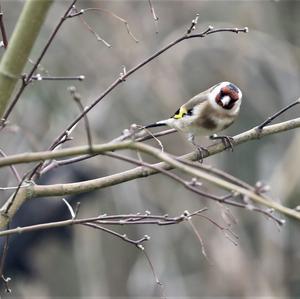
[176,157,253,191]
[68,86,93,149]
[257,98,300,131]
[102,152,285,224]
[27,58,49,75]
[83,222,150,246]
[136,128,176,142]
[186,13,199,35]
[139,248,165,298]
[82,7,139,43]
[186,216,210,262]
[78,15,111,47]
[0,148,21,182]
[147,0,159,34]
[0,210,207,237]
[197,213,239,246]
[39,154,97,176]
[103,152,230,202]
[31,75,85,81]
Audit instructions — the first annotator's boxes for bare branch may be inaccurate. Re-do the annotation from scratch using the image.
[104,151,230,203]
[0,209,208,237]
[0,114,298,226]
[0,115,298,169]
[186,216,209,261]
[39,154,97,176]
[197,213,239,246]
[31,75,85,81]
[77,15,111,48]
[140,248,165,298]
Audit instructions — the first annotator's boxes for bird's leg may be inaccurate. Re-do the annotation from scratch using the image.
[209,134,234,151]
[188,134,209,163]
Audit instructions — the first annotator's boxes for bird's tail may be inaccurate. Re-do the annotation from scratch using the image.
[144,120,168,129]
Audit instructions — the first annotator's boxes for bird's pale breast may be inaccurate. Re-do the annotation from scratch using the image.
[191,100,236,135]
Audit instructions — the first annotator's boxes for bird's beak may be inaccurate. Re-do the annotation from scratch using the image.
[221,95,231,106]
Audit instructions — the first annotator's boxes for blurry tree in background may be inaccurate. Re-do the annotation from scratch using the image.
[0,0,299,298]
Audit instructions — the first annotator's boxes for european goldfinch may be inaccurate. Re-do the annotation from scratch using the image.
[145,82,242,153]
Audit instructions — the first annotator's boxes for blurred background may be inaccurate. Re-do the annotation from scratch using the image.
[0,0,300,298]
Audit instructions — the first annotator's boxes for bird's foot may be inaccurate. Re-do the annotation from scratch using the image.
[195,146,209,163]
[210,134,234,151]
[188,134,209,163]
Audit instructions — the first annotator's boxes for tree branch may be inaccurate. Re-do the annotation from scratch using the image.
[0,116,299,168]
[0,209,208,237]
[0,116,300,227]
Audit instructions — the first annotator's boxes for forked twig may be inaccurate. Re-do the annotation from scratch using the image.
[0,209,208,237]
[257,98,300,132]
[82,7,139,43]
[78,15,111,48]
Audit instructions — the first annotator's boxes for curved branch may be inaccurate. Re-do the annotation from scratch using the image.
[0,117,299,168]
[0,117,300,228]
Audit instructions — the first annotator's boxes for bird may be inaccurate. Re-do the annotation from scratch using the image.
[144,82,242,159]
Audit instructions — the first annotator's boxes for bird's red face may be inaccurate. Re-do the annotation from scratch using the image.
[215,83,241,110]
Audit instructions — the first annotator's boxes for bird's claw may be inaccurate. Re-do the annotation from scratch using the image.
[188,134,209,162]
[196,146,209,163]
[210,134,234,151]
